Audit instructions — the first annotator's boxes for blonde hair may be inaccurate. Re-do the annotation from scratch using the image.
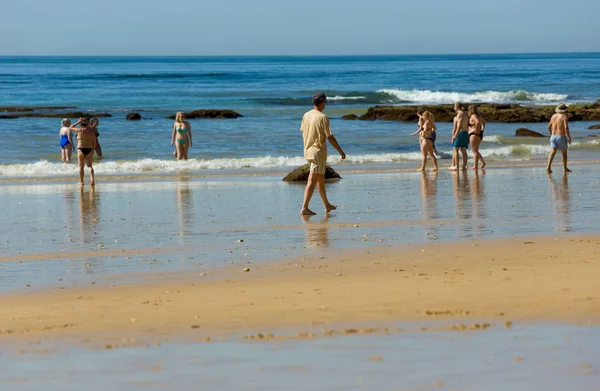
[61,118,71,127]
[422,111,435,123]
[468,105,479,117]
[175,112,185,123]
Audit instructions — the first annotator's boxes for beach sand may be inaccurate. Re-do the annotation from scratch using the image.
[1,235,599,347]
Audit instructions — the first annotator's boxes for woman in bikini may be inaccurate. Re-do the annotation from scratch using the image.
[468,105,487,169]
[59,118,75,163]
[171,112,193,160]
[69,117,97,186]
[90,117,102,158]
[411,111,438,172]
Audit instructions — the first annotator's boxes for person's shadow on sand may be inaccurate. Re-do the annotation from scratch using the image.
[301,214,331,248]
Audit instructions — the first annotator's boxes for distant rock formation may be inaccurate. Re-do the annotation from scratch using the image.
[345,102,600,123]
[166,110,243,119]
[515,128,546,137]
[126,112,142,120]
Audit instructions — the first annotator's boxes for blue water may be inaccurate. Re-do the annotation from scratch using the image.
[1,54,599,176]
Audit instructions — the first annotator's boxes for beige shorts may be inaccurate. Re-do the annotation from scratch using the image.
[307,153,327,175]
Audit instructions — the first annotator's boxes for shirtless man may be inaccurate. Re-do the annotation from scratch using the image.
[69,117,97,186]
[449,102,469,171]
[546,103,572,173]
[300,92,346,216]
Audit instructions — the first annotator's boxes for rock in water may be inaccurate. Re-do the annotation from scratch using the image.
[166,110,242,119]
[342,114,359,120]
[588,124,600,129]
[282,165,342,182]
[126,112,142,120]
[515,128,546,137]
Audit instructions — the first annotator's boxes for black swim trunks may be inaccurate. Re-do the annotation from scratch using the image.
[78,148,93,156]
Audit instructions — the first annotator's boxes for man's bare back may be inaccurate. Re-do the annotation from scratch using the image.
[548,113,569,136]
[454,110,469,134]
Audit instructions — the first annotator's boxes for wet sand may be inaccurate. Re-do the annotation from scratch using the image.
[1,235,599,347]
[2,164,600,390]
[2,324,598,391]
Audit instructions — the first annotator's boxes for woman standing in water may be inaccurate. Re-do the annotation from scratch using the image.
[468,105,487,169]
[411,111,438,171]
[69,117,97,186]
[90,117,102,157]
[171,112,193,160]
[59,118,75,162]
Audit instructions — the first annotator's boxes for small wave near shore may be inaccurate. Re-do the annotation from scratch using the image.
[2,139,599,179]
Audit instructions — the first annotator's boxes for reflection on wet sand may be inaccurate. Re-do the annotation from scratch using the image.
[452,171,471,220]
[176,179,195,239]
[420,171,438,221]
[78,186,100,244]
[301,215,330,248]
[548,173,572,232]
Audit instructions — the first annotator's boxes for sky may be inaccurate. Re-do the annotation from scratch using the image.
[0,0,599,56]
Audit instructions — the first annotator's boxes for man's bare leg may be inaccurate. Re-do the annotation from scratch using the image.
[461,148,468,170]
[301,171,317,215]
[449,148,458,170]
[561,150,571,173]
[546,149,558,173]
[418,144,427,172]
[315,174,336,213]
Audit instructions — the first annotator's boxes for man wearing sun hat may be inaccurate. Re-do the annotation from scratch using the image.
[299,92,346,216]
[546,102,572,173]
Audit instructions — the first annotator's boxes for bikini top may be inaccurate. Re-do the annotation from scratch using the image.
[176,126,188,134]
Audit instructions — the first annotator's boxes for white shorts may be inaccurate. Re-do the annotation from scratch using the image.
[307,153,327,175]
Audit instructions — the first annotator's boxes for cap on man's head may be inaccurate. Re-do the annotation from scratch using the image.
[312,92,327,106]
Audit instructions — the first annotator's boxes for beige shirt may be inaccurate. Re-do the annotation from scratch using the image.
[300,109,332,159]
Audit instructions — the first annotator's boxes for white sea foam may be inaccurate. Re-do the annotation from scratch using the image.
[377,89,568,104]
[1,139,598,178]
[327,95,367,101]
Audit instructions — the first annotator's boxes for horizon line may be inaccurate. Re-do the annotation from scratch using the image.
[1,51,599,58]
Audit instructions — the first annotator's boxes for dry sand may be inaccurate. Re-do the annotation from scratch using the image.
[1,235,599,347]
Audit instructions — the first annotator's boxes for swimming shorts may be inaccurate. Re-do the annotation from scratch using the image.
[307,152,327,176]
[431,132,437,144]
[453,131,469,148]
[78,148,93,157]
[550,135,568,151]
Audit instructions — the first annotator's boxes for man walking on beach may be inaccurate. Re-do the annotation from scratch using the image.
[300,92,346,216]
[546,103,572,173]
[449,102,469,171]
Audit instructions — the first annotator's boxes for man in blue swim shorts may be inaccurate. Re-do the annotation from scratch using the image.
[546,103,572,173]
[449,102,469,171]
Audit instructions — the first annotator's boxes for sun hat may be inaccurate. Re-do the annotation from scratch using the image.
[555,103,568,113]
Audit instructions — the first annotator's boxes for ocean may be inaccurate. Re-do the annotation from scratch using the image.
[1,53,599,178]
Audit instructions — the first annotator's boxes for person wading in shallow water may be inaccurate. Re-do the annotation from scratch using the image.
[546,102,572,173]
[468,105,487,170]
[300,92,346,216]
[69,117,97,186]
[449,102,469,171]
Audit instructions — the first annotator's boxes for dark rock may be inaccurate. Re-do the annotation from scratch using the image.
[166,110,242,119]
[126,112,142,120]
[346,103,600,123]
[588,124,600,129]
[515,128,546,137]
[0,111,112,119]
[0,106,76,113]
[0,115,18,119]
[282,165,342,182]
[342,114,359,120]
